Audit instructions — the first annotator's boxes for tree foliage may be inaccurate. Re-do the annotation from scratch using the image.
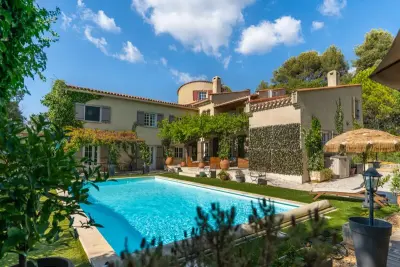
[159,113,249,149]
[0,115,109,267]
[353,29,394,72]
[267,46,349,90]
[0,0,59,104]
[351,67,400,134]
[6,91,24,122]
[256,80,269,91]
[303,116,324,171]
[42,80,101,128]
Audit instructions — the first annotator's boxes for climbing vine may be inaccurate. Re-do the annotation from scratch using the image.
[303,116,324,171]
[41,79,101,128]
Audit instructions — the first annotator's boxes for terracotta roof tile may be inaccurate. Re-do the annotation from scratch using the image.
[214,95,250,108]
[67,84,198,110]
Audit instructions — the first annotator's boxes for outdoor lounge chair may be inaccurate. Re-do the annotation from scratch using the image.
[310,188,388,207]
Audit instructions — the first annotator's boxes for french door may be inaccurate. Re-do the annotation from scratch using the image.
[82,145,100,167]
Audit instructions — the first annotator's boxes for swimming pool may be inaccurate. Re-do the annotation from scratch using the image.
[80,177,299,254]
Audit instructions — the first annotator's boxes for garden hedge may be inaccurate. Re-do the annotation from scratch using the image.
[249,123,303,175]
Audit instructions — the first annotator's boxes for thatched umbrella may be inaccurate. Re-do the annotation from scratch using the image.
[324,128,400,172]
[370,30,400,90]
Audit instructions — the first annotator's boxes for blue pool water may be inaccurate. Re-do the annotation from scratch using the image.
[81,177,298,254]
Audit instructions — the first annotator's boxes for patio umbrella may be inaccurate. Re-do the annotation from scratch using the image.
[370,30,400,90]
[324,128,400,172]
[324,128,400,154]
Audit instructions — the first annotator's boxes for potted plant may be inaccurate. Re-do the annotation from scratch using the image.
[350,159,357,176]
[139,142,152,173]
[390,168,400,206]
[108,144,120,176]
[165,148,174,166]
[235,170,245,183]
[218,170,230,181]
[304,116,326,182]
[0,115,109,267]
[218,137,231,170]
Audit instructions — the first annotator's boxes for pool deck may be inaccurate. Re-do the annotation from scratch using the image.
[74,176,333,267]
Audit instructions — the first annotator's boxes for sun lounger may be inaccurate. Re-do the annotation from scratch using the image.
[310,188,388,207]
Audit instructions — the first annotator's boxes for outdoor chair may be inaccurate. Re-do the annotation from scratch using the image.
[249,170,268,185]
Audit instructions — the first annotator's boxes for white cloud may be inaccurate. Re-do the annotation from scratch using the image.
[84,26,108,54]
[311,21,324,31]
[61,12,73,30]
[131,0,254,56]
[160,57,168,66]
[349,66,356,74]
[77,0,85,7]
[319,0,347,16]
[78,4,121,33]
[222,56,232,69]
[168,44,177,51]
[114,41,144,63]
[170,69,207,84]
[94,10,121,33]
[236,16,303,55]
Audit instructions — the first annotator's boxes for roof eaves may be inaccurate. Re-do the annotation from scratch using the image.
[296,84,362,92]
[66,85,198,110]
[176,80,212,94]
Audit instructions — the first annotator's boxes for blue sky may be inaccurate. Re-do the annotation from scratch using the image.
[22,0,400,117]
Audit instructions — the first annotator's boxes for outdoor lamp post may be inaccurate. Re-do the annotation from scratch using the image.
[362,167,382,226]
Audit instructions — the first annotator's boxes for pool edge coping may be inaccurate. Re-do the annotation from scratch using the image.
[74,176,331,266]
[154,176,306,207]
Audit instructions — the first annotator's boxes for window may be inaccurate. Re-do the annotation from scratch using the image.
[144,113,156,127]
[85,106,101,122]
[174,147,183,158]
[199,91,207,100]
[321,131,332,145]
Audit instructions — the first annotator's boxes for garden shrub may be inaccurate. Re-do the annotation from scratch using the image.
[249,124,303,175]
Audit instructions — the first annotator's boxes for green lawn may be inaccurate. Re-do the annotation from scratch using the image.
[0,219,90,267]
[2,172,398,266]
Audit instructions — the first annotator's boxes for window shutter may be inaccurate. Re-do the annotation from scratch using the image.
[193,91,199,101]
[351,96,356,119]
[169,115,175,122]
[157,113,164,126]
[75,103,85,120]
[101,106,111,123]
[137,111,145,126]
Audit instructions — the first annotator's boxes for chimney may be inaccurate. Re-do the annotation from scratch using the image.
[212,76,221,93]
[327,70,340,87]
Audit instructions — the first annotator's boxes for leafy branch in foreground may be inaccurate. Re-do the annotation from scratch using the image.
[109,200,337,267]
[0,115,110,267]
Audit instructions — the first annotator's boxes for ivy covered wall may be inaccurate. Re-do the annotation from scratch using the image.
[249,123,303,175]
[42,80,101,128]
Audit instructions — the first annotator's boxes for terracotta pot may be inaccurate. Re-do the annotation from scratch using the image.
[198,162,205,168]
[220,159,229,170]
[180,161,186,167]
[165,157,173,166]
[397,195,400,206]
